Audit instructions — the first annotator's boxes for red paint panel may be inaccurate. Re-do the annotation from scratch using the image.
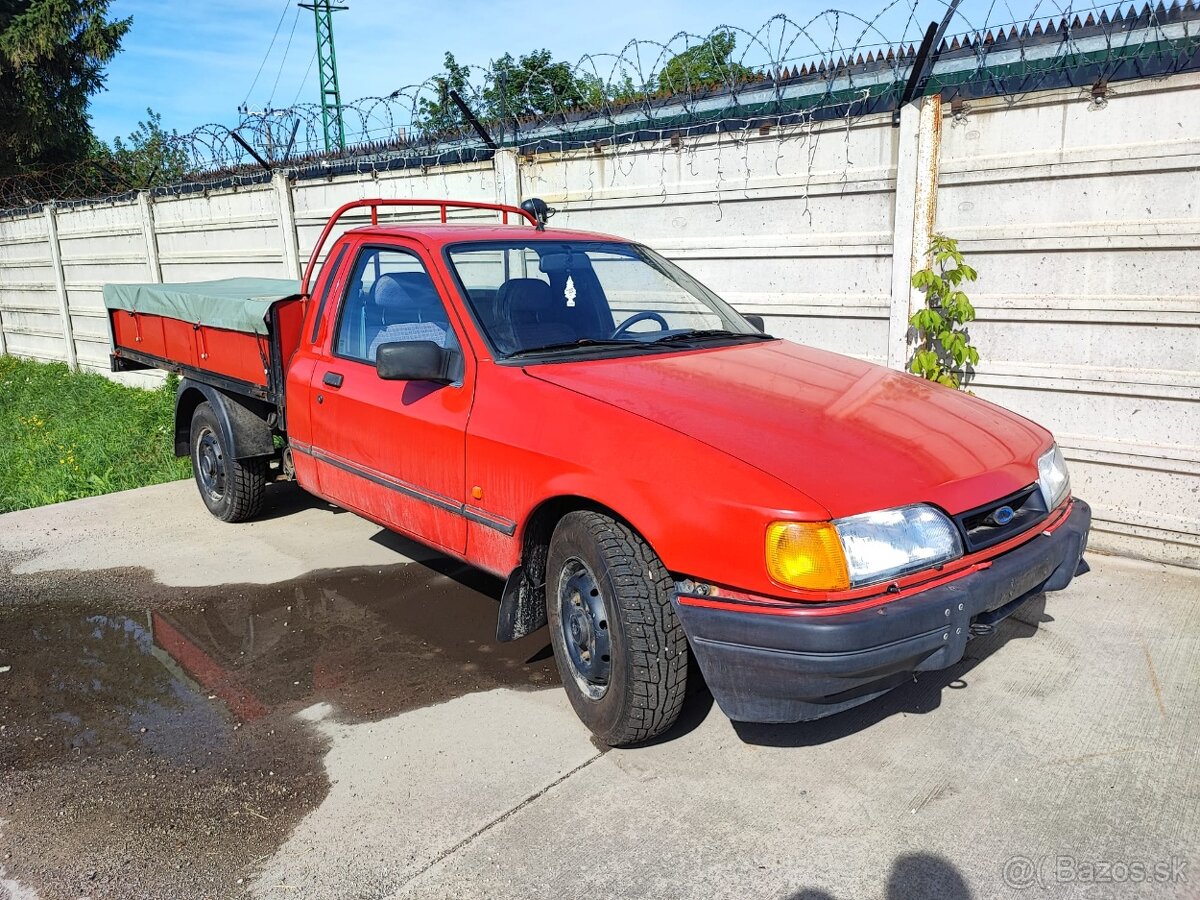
[274,297,307,371]
[463,361,816,585]
[160,316,197,363]
[299,235,473,554]
[524,341,1051,520]
[111,310,270,387]
[193,326,270,385]
[112,310,165,358]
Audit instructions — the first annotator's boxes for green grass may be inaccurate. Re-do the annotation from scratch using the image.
[0,356,192,513]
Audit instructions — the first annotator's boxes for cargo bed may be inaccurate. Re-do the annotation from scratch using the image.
[104,277,306,403]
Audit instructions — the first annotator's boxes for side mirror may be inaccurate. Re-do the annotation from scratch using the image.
[376,341,461,384]
[743,314,766,333]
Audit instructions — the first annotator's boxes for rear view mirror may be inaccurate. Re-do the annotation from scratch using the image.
[743,314,766,333]
[376,341,461,384]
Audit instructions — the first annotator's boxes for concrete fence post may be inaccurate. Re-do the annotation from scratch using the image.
[493,148,523,211]
[43,203,78,371]
[137,192,163,283]
[887,94,943,371]
[0,215,7,355]
[274,172,302,279]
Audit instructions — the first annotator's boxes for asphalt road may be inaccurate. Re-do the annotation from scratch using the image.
[1,480,1197,900]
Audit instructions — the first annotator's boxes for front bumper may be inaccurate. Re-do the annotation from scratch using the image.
[673,499,1091,724]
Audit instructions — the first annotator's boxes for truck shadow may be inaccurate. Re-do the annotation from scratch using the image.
[268,501,1034,751]
[250,479,350,521]
[368,524,720,744]
[731,594,1052,748]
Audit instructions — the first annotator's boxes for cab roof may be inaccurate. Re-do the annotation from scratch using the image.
[345,223,623,250]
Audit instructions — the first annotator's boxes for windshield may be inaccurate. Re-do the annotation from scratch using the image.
[444,240,768,359]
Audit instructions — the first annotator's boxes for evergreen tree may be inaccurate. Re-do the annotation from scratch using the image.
[0,0,130,176]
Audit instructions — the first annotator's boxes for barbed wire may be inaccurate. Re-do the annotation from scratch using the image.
[1,0,1197,214]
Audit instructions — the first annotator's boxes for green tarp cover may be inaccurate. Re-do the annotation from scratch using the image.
[102,277,301,337]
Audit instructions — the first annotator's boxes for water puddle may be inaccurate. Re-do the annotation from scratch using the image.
[0,558,557,898]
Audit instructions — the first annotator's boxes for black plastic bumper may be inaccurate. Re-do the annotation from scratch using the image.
[673,499,1092,724]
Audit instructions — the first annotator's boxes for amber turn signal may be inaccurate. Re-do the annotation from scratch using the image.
[765,521,851,591]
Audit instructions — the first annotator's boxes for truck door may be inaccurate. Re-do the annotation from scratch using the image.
[304,239,473,554]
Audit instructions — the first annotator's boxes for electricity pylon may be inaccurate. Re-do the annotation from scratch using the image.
[299,0,348,153]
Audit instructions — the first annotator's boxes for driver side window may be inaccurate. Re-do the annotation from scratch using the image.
[334,247,458,364]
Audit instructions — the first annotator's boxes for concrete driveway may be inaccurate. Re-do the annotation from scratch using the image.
[1,480,1197,900]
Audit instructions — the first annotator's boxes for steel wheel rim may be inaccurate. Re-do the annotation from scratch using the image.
[196,428,226,501]
[556,558,612,700]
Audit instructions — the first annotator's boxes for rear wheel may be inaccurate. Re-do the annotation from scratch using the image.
[546,511,688,746]
[190,402,267,523]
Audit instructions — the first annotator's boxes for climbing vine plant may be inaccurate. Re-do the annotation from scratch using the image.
[908,234,981,389]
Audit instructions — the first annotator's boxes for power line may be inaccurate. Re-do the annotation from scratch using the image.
[243,0,294,107]
[268,7,304,107]
[293,49,318,107]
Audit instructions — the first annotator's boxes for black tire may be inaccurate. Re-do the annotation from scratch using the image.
[545,511,688,746]
[189,401,267,523]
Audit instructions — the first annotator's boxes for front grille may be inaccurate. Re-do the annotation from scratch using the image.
[955,484,1048,552]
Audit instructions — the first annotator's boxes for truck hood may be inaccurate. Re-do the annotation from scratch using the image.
[525,340,1051,519]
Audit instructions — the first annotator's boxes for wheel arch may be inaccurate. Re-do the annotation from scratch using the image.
[174,378,275,460]
[496,494,651,642]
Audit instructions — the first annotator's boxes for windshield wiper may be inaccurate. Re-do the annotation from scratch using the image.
[506,338,656,358]
[651,328,774,345]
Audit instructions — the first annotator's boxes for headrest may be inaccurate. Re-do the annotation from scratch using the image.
[375,272,442,311]
[498,278,556,315]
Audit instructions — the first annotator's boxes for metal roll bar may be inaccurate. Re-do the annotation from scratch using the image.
[300,198,537,296]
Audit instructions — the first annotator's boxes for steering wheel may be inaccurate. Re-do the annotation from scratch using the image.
[612,311,669,339]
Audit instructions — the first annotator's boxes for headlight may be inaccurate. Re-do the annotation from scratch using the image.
[766,504,963,591]
[835,505,964,587]
[1037,444,1071,510]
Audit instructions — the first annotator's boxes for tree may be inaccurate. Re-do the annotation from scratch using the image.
[577,69,647,108]
[100,108,190,188]
[908,234,981,390]
[483,49,588,120]
[0,0,130,177]
[658,31,753,94]
[415,52,473,137]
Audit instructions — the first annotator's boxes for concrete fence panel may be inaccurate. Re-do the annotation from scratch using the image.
[0,213,59,364]
[53,200,149,371]
[528,114,899,365]
[936,73,1200,567]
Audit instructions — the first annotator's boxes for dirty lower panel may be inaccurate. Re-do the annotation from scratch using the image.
[0,559,558,899]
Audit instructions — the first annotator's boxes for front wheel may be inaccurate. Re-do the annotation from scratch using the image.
[546,511,688,746]
[190,401,267,523]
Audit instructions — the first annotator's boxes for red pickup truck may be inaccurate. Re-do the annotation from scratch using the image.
[105,198,1091,745]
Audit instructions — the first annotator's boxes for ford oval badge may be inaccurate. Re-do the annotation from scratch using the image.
[987,505,1016,526]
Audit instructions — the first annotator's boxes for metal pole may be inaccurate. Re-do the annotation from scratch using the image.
[300,1,348,153]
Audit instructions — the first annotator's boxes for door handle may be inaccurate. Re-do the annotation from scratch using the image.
[323,371,344,388]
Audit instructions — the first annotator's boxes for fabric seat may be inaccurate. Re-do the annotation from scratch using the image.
[496,278,575,352]
[367,272,452,359]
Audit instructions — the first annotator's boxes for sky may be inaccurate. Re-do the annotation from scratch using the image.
[89,0,1050,143]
